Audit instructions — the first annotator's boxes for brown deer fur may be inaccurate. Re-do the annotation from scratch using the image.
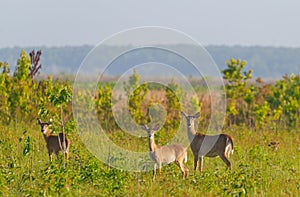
[182,112,234,173]
[37,118,70,161]
[142,124,188,180]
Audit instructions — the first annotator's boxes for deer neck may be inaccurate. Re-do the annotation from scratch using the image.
[187,123,197,142]
[43,129,51,142]
[148,137,159,152]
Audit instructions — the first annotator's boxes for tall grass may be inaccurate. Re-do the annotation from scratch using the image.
[1,122,299,196]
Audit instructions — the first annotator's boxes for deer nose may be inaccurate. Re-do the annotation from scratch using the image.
[148,133,154,138]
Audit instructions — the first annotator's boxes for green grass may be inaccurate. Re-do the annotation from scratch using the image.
[0,123,299,196]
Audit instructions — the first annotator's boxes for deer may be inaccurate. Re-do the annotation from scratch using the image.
[181,112,234,173]
[37,118,70,161]
[141,124,189,180]
[268,141,280,151]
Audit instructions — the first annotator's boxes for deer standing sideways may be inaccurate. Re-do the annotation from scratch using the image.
[141,124,189,180]
[37,118,70,161]
[181,112,234,173]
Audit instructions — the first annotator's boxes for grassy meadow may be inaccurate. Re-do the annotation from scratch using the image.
[0,52,299,196]
[0,122,299,196]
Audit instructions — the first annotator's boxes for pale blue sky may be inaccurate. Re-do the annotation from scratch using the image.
[1,0,300,47]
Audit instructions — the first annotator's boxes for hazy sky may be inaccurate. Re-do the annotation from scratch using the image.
[1,0,300,47]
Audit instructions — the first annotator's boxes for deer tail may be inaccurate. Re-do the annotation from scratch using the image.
[184,149,188,163]
[226,136,234,155]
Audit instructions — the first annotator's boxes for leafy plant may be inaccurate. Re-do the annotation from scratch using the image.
[222,58,254,126]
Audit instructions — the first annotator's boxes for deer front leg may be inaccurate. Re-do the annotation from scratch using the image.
[193,154,198,173]
[48,152,53,162]
[153,163,157,180]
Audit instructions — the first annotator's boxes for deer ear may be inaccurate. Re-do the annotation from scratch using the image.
[153,124,160,131]
[37,118,41,124]
[141,125,148,131]
[194,112,200,118]
[181,111,187,118]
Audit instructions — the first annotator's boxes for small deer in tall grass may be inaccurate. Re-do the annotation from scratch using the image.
[141,124,189,180]
[37,118,70,161]
[181,112,234,173]
[268,141,280,151]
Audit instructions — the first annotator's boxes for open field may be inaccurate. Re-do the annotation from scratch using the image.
[1,122,299,196]
[0,51,299,196]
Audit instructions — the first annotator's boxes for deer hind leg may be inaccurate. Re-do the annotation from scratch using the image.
[60,139,70,161]
[220,154,232,170]
[63,151,69,160]
[225,145,232,159]
[199,156,204,172]
[182,165,189,179]
[66,139,70,160]
[184,166,189,178]
[175,159,188,179]
[158,162,162,174]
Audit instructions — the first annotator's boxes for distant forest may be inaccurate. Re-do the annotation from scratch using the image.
[0,45,299,78]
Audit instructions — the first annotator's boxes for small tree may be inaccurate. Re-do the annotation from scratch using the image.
[123,70,149,125]
[268,74,300,127]
[0,62,11,123]
[165,80,182,130]
[254,101,271,129]
[222,58,253,126]
[95,85,119,132]
[49,84,72,168]
[9,50,33,122]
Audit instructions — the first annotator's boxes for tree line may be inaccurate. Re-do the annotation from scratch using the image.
[0,50,298,133]
[0,45,299,78]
